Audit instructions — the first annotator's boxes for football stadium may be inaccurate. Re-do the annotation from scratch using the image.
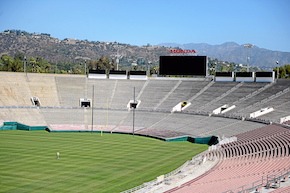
[1,57,290,193]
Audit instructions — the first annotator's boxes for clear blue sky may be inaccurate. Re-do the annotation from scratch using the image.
[1,0,290,52]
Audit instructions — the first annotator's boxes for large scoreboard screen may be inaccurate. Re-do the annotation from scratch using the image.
[159,56,207,76]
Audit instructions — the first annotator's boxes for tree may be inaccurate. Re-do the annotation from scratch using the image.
[36,57,51,73]
[274,64,290,79]
[28,57,37,72]
[280,66,286,78]
[96,56,115,70]
[14,52,25,61]
[12,57,23,72]
[285,64,290,78]
[0,55,13,71]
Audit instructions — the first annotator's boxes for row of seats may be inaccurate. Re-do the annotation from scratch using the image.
[167,124,290,193]
[1,73,289,121]
[43,109,265,138]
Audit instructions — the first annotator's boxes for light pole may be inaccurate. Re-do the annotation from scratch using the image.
[130,87,138,136]
[23,56,27,76]
[244,43,253,72]
[55,63,57,74]
[84,59,88,130]
[84,59,87,76]
[91,85,94,133]
[276,61,279,79]
[116,47,121,71]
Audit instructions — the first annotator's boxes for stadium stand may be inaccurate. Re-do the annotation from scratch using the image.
[231,80,289,115]
[259,98,290,123]
[143,112,265,138]
[234,88,289,115]
[270,186,290,193]
[144,124,290,193]
[0,72,61,107]
[156,80,209,111]
[26,73,60,106]
[55,75,86,107]
[200,82,268,112]
[185,82,239,111]
[0,72,32,106]
[135,127,188,139]
[1,72,290,193]
[137,79,180,111]
[104,79,145,109]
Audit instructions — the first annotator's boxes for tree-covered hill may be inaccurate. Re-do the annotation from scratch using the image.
[0,29,289,77]
[0,30,169,68]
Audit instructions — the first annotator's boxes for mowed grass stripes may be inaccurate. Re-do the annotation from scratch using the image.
[0,131,207,193]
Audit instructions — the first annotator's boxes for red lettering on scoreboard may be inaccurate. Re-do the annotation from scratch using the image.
[169,49,196,54]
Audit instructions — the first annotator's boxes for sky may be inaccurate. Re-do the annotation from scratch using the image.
[0,0,290,52]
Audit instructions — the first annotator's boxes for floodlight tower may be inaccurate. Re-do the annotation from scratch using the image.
[91,85,94,133]
[244,43,253,72]
[132,87,136,136]
[129,87,138,136]
[276,60,279,79]
[84,59,87,76]
[115,46,122,71]
[23,56,27,77]
[83,58,90,130]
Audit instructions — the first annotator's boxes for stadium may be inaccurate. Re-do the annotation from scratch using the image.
[1,55,290,193]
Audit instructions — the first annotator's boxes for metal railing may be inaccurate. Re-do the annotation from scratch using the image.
[120,152,209,193]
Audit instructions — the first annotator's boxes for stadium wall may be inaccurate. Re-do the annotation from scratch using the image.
[0,122,47,131]
[166,136,218,145]
[214,71,275,82]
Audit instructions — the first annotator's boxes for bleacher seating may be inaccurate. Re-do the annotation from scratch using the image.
[156,80,209,111]
[26,73,60,106]
[185,82,239,111]
[103,79,145,109]
[0,72,32,106]
[270,186,290,193]
[231,81,289,115]
[55,75,86,107]
[135,128,188,139]
[137,79,180,111]
[202,82,267,112]
[1,72,290,192]
[2,72,288,136]
[166,125,290,193]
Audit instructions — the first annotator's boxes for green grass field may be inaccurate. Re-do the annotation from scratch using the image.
[0,130,208,193]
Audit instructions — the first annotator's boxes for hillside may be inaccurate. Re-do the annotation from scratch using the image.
[0,30,168,67]
[160,42,290,69]
[1,30,290,69]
